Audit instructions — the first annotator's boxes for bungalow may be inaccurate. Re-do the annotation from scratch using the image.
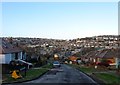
[0,39,26,64]
[82,48,120,68]
[92,48,120,68]
[81,51,98,65]
[95,49,116,65]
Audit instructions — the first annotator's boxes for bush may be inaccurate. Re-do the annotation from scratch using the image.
[97,62,110,67]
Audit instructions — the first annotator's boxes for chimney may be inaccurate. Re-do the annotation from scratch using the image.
[9,37,13,44]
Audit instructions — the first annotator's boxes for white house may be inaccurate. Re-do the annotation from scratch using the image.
[0,39,26,64]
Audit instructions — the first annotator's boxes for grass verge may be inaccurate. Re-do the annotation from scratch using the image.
[68,64,120,84]
[95,73,120,84]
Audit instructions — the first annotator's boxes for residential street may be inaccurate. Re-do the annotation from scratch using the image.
[3,64,100,85]
[23,64,98,84]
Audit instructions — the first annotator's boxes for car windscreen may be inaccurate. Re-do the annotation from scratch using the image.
[53,61,59,64]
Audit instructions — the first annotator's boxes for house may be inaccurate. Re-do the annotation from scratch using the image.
[95,49,116,65]
[0,39,26,64]
[84,51,98,63]
[68,56,78,64]
[82,48,120,68]
[91,48,120,68]
[80,51,97,66]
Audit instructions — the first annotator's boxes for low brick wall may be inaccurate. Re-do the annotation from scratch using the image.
[2,64,11,74]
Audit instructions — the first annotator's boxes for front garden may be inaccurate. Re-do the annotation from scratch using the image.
[2,63,53,84]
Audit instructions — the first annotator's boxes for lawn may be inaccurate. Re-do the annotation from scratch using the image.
[2,63,53,83]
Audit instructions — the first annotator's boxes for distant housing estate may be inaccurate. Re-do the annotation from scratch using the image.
[71,35,119,49]
[0,35,120,65]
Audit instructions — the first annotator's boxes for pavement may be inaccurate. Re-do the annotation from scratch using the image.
[3,64,100,85]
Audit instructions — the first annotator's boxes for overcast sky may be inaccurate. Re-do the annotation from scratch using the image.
[2,2,118,39]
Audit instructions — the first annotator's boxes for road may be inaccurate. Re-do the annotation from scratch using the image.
[4,64,99,85]
[24,64,98,84]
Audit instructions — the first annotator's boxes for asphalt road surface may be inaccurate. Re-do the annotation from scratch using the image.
[4,64,99,85]
[24,64,99,84]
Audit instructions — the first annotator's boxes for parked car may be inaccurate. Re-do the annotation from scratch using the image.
[53,61,61,67]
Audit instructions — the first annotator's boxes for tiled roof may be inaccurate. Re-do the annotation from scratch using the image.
[83,51,98,58]
[113,48,120,58]
[95,49,119,58]
[0,38,23,54]
[83,48,120,59]
[96,50,107,58]
[90,51,97,57]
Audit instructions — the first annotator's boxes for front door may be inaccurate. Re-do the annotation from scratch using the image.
[15,53,18,59]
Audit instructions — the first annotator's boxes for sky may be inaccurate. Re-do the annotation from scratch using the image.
[2,2,118,39]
